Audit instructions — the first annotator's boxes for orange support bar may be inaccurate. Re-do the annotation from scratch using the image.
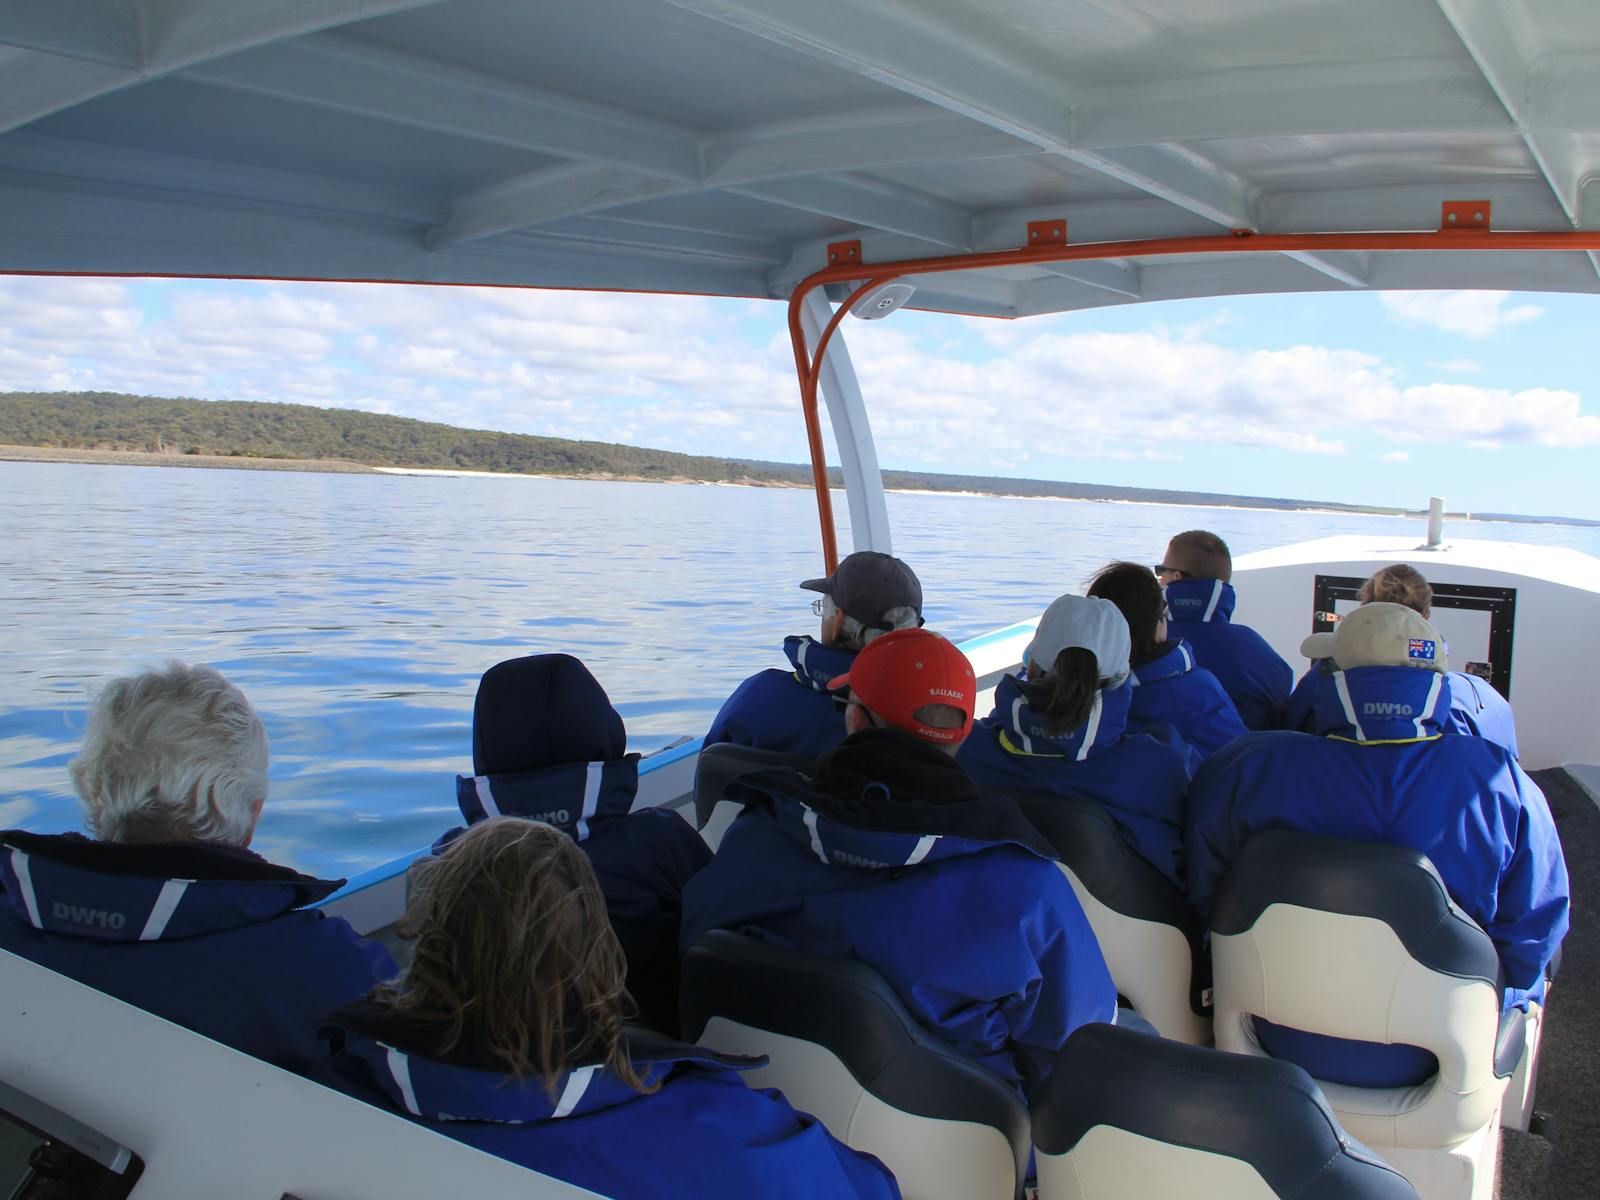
[785,224,1600,573]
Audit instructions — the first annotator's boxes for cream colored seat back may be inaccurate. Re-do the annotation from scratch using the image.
[1014,794,1208,1043]
[1033,1023,1419,1200]
[681,930,1030,1200]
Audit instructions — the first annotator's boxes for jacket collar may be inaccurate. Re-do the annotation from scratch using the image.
[728,728,1058,867]
[325,1002,762,1125]
[0,830,341,942]
[988,674,1130,761]
[1164,577,1235,625]
[455,757,639,843]
[783,635,856,695]
[1131,640,1195,685]
[1312,665,1453,743]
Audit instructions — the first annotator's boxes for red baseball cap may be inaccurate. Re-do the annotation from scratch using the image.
[828,628,976,744]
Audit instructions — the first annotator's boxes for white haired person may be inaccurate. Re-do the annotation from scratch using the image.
[703,551,924,757]
[0,663,394,1077]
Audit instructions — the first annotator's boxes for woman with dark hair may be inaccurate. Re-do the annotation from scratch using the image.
[958,594,1195,888]
[1087,561,1247,758]
[1283,563,1519,755]
[325,817,901,1200]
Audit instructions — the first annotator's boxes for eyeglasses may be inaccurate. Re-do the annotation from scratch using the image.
[1153,564,1190,579]
[811,597,827,617]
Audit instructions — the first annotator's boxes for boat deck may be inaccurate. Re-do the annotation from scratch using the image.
[1510,767,1599,1199]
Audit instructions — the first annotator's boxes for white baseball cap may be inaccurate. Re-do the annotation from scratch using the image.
[1300,602,1447,673]
[1024,595,1132,687]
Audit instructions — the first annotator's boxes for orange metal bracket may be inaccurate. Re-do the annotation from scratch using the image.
[1440,201,1492,232]
[787,220,1600,573]
[1025,219,1068,249]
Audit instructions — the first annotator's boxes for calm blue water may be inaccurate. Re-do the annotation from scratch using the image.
[3,460,1596,879]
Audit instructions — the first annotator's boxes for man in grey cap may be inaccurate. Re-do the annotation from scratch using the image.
[703,551,924,758]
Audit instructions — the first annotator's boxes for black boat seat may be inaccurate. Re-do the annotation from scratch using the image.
[1210,831,1519,1200]
[681,930,1029,1200]
[1032,1023,1420,1199]
[692,743,812,849]
[1013,794,1209,1043]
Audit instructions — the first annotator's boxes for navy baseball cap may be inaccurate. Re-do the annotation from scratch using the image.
[801,551,923,630]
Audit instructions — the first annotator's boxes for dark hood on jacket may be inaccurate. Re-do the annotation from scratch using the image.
[473,654,626,776]
[730,726,1056,855]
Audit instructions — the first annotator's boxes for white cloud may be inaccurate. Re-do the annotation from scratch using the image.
[1380,291,1543,338]
[1375,451,1411,463]
[1,277,1596,476]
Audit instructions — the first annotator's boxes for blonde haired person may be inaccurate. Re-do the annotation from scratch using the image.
[0,662,394,1077]
[324,818,900,1200]
[1283,563,1519,755]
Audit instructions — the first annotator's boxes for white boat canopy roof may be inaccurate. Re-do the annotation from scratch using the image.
[4,0,1600,316]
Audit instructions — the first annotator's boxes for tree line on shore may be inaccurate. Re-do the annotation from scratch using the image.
[1,390,1423,516]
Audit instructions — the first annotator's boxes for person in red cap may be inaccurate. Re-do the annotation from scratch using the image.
[702,551,925,758]
[682,628,1117,1102]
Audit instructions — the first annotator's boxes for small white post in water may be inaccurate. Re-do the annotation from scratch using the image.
[1424,496,1445,549]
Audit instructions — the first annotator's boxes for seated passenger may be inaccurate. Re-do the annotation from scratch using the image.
[1157,531,1292,730]
[1087,561,1248,759]
[437,654,711,1033]
[1187,604,1569,1087]
[0,663,393,1077]
[326,818,899,1200]
[958,594,1196,889]
[682,628,1116,1100]
[703,551,923,757]
[1283,562,1519,756]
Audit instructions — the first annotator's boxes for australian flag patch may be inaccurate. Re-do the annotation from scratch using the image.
[1408,638,1436,661]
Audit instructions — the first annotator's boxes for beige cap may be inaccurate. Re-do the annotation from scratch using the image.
[1300,602,1447,672]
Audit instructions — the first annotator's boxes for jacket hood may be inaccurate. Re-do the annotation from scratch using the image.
[325,1002,763,1125]
[1164,578,1236,625]
[1311,665,1453,742]
[782,635,856,694]
[0,830,341,942]
[987,673,1131,761]
[454,756,640,842]
[473,654,626,776]
[1132,640,1197,686]
[728,727,1058,867]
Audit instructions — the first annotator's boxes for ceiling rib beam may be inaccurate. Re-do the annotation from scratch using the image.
[662,0,1361,286]
[733,176,972,248]
[1431,0,1599,278]
[181,35,702,181]
[1039,260,1142,298]
[1073,58,1514,147]
[0,0,441,135]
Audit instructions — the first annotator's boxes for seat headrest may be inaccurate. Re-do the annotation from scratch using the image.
[1011,793,1199,938]
[681,930,1030,1182]
[692,744,813,828]
[1034,1024,1418,1199]
[1212,831,1498,985]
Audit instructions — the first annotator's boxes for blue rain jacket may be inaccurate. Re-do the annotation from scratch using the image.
[438,653,711,1033]
[0,830,394,1078]
[1163,578,1292,731]
[1284,661,1520,757]
[958,676,1196,889]
[682,728,1118,1098]
[324,1005,901,1200]
[703,636,855,758]
[1128,640,1249,760]
[1187,666,1568,1087]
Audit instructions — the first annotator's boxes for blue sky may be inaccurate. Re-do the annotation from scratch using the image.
[2,275,1596,519]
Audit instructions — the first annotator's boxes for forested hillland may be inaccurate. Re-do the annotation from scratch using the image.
[0,390,1511,521]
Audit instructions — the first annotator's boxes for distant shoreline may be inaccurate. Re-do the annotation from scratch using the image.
[3,444,1592,529]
